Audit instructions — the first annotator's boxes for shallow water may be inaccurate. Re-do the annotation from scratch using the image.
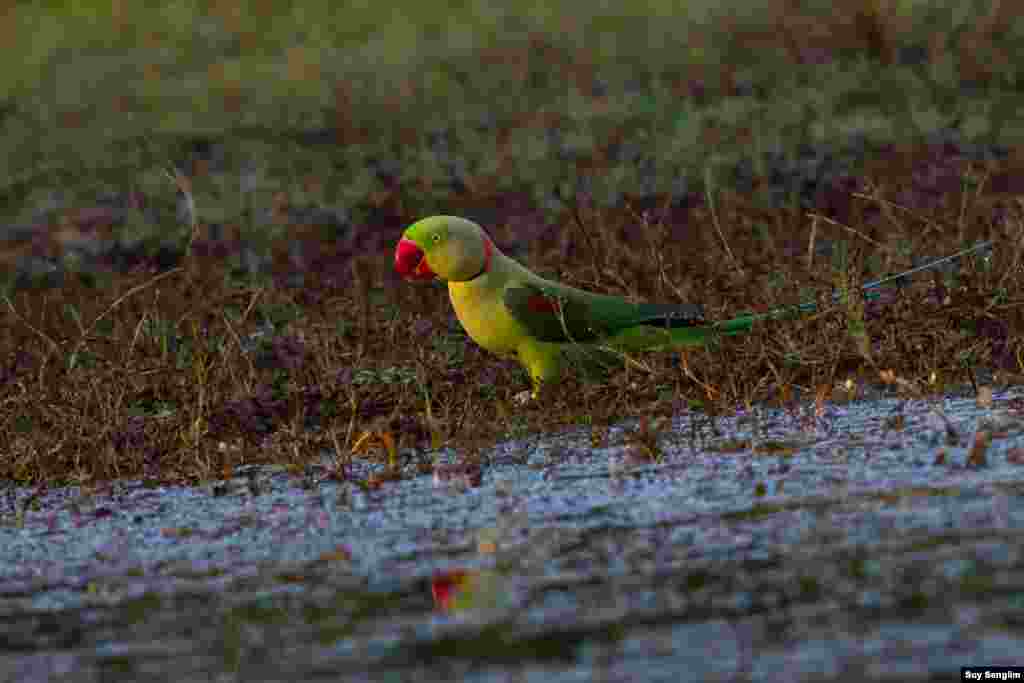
[4,389,1024,681]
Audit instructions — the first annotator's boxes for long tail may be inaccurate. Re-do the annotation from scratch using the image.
[665,239,993,347]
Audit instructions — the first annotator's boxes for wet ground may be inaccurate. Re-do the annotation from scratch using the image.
[4,388,1024,681]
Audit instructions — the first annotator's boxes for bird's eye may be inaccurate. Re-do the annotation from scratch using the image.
[431,234,441,243]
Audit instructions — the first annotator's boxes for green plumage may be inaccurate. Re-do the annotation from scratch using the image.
[395,215,760,396]
[394,214,990,398]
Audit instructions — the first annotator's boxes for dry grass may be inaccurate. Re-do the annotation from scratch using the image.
[2,0,1024,486]
[1,168,1018,487]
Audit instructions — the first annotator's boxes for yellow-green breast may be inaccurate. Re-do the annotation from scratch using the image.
[448,274,524,358]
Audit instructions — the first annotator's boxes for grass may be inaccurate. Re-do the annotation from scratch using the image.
[1,1,1024,486]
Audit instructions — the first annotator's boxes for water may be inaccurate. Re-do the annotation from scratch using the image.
[3,389,1024,681]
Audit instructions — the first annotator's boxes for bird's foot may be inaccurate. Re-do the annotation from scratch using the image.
[513,390,535,406]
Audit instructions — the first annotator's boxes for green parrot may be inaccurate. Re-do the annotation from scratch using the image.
[394,215,991,398]
[395,215,744,396]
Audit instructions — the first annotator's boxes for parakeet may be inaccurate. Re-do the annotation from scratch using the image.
[395,215,745,396]
[394,215,991,398]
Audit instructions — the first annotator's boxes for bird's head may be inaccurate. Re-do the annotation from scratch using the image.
[395,216,493,282]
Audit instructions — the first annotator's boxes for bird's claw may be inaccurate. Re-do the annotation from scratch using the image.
[513,390,534,406]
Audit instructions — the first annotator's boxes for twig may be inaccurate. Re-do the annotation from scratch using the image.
[805,212,888,251]
[851,190,942,231]
[704,167,741,276]
[807,213,819,269]
[2,294,60,355]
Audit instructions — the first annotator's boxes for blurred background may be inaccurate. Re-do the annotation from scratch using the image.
[1,0,1019,288]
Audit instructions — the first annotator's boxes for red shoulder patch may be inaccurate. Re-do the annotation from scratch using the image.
[526,295,559,313]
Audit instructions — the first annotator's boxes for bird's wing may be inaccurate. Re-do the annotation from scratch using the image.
[504,282,704,344]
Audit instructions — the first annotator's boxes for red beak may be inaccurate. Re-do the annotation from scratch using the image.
[394,238,436,280]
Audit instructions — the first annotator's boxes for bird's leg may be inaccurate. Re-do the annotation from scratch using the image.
[513,382,540,406]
